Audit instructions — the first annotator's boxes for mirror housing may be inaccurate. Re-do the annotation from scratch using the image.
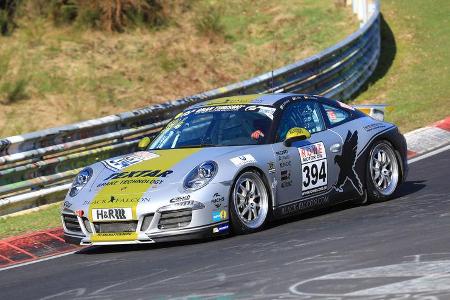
[283,127,311,147]
[137,137,152,150]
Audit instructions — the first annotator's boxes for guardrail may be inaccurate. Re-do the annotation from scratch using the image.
[0,0,381,215]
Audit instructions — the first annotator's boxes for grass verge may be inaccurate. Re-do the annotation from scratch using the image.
[0,203,61,239]
[352,0,450,132]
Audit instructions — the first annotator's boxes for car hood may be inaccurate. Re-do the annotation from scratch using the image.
[87,146,261,194]
[65,145,270,217]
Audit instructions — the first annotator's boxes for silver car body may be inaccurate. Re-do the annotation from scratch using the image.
[62,93,408,245]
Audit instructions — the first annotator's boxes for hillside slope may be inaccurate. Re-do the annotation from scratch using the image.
[352,0,450,132]
[0,0,357,137]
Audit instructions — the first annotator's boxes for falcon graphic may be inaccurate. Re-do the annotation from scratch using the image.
[334,130,363,195]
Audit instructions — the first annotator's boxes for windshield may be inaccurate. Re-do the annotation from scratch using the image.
[149,105,276,149]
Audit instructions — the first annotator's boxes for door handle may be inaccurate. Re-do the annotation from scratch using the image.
[330,143,341,153]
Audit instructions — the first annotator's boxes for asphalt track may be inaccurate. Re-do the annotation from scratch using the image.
[0,149,449,300]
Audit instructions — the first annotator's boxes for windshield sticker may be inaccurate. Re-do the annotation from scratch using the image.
[337,101,355,111]
[244,105,276,119]
[230,154,257,167]
[195,105,245,114]
[166,118,186,130]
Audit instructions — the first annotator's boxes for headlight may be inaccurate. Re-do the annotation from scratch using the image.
[183,161,218,191]
[69,167,93,197]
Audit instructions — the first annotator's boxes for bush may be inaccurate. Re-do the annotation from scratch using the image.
[1,78,28,104]
[195,5,224,38]
[74,0,170,32]
[0,0,19,36]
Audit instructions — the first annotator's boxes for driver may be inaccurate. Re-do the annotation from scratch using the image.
[251,118,270,141]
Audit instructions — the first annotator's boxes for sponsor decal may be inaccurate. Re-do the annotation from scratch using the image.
[97,178,164,188]
[230,154,256,167]
[166,118,185,130]
[244,105,276,119]
[298,142,326,163]
[170,195,191,203]
[195,105,245,114]
[334,131,363,195]
[337,101,355,111]
[363,123,386,132]
[275,149,288,155]
[280,160,291,168]
[92,207,132,221]
[298,142,327,196]
[102,153,158,171]
[205,95,260,106]
[267,161,276,174]
[278,154,290,161]
[212,210,228,222]
[91,232,138,242]
[84,196,151,206]
[326,110,337,121]
[280,195,329,215]
[280,170,292,188]
[213,223,229,234]
[104,170,173,181]
[63,201,72,208]
[134,151,159,159]
[211,193,225,209]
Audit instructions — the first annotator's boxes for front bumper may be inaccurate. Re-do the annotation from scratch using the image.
[64,221,229,245]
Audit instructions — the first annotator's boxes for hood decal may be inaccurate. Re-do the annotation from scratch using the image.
[88,148,200,238]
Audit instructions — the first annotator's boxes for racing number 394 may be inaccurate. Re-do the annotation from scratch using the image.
[302,160,326,189]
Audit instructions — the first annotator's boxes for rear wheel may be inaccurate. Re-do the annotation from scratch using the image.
[366,141,400,202]
[230,171,270,234]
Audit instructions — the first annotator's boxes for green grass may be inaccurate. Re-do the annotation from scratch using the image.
[352,0,450,133]
[0,204,61,239]
[0,0,357,137]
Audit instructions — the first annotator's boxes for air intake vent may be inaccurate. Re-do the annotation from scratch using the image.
[82,218,92,233]
[63,214,82,233]
[94,221,138,233]
[140,214,154,232]
[158,209,192,230]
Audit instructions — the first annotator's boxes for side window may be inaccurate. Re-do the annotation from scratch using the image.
[322,104,350,125]
[276,101,325,142]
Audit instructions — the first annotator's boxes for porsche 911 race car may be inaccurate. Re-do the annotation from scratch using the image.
[62,93,408,245]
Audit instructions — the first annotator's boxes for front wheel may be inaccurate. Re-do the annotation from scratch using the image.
[366,141,400,202]
[230,171,270,234]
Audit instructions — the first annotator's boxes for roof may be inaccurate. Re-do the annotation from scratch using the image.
[189,93,326,108]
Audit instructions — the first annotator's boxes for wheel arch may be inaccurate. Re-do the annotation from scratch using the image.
[229,166,274,212]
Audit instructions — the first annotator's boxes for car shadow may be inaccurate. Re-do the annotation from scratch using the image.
[392,180,426,198]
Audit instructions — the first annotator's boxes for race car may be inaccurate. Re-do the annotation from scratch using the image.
[61,93,408,245]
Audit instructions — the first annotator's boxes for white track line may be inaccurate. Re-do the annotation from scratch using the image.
[1,145,448,272]
[408,144,450,164]
[0,250,77,272]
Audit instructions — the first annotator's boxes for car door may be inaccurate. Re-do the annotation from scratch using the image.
[272,100,342,207]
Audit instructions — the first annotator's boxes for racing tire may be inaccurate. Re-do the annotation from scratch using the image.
[366,140,400,202]
[230,171,270,234]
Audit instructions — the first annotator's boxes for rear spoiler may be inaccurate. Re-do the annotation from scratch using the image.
[352,104,393,121]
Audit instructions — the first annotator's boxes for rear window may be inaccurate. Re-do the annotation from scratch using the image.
[322,104,350,125]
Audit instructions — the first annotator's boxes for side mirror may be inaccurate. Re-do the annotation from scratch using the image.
[137,137,152,150]
[283,127,311,147]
